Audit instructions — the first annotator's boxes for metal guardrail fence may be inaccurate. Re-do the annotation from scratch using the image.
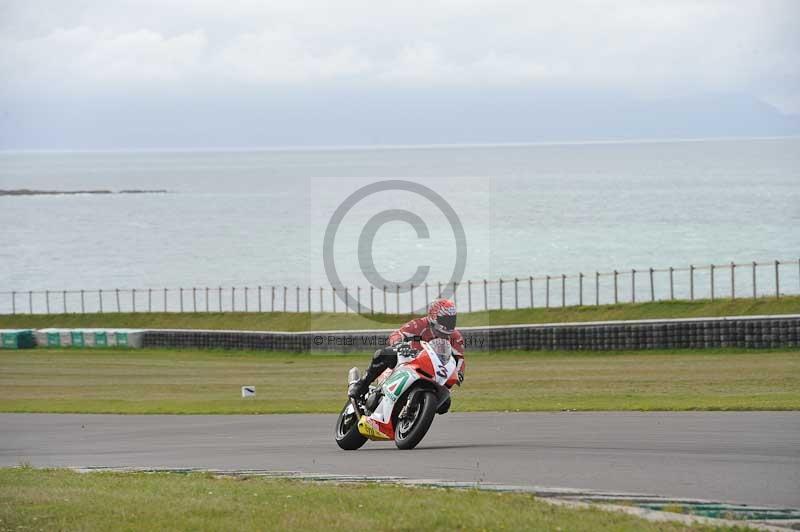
[1,258,798,315]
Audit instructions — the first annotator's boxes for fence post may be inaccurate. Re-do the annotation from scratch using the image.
[730,262,735,300]
[514,278,519,309]
[649,268,654,302]
[148,288,152,313]
[29,290,33,314]
[529,276,534,308]
[296,286,300,312]
[395,284,400,314]
[165,288,169,312]
[283,286,287,312]
[219,286,223,312]
[63,290,68,313]
[452,281,457,306]
[193,287,197,312]
[383,285,387,313]
[205,287,209,312]
[344,287,349,314]
[437,282,442,298]
[630,269,635,303]
[130,289,134,313]
[80,289,85,313]
[28,290,37,314]
[319,287,323,312]
[258,286,262,312]
[11,291,16,315]
[357,286,361,314]
[332,287,336,312]
[423,283,429,306]
[46,290,51,314]
[499,279,504,310]
[595,272,599,306]
[308,287,312,313]
[689,265,695,300]
[244,287,248,312]
[669,267,674,300]
[561,274,566,307]
[710,264,715,301]
[775,260,780,298]
[115,289,120,312]
[545,275,550,308]
[468,280,473,312]
[579,273,583,306]
[370,286,374,314]
[232,287,236,312]
[272,286,276,312]
[410,284,414,313]
[483,279,488,311]
[180,288,184,312]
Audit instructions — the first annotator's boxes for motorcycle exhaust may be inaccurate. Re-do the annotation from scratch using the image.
[347,367,364,415]
[348,367,360,385]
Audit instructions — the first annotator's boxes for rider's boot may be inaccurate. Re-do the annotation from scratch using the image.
[348,358,387,399]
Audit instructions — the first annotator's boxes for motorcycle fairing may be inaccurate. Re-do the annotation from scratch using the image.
[357,342,459,442]
[417,346,458,387]
[374,367,393,387]
[369,367,420,424]
[368,345,457,425]
[357,415,393,440]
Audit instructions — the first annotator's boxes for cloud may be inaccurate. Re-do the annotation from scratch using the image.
[1,27,207,85]
[212,29,370,83]
[0,0,798,115]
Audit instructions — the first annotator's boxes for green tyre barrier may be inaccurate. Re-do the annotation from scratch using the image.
[0,330,35,349]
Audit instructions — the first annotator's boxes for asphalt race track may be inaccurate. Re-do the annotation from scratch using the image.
[2,412,798,508]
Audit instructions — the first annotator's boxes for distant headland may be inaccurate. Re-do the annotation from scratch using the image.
[0,189,169,196]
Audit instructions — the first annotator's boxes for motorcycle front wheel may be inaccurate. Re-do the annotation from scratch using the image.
[394,390,437,450]
[335,401,367,450]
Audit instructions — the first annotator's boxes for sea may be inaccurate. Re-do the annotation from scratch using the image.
[1,138,798,314]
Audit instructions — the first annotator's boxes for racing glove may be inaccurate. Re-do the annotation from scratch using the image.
[394,342,416,359]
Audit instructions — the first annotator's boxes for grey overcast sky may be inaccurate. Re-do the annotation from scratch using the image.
[1,0,799,150]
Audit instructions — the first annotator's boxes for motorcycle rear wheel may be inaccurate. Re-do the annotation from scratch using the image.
[335,401,367,450]
[394,390,437,450]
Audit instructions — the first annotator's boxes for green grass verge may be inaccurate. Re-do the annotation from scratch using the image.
[0,468,726,531]
[1,348,797,413]
[0,295,798,332]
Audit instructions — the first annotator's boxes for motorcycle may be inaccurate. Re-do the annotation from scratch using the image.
[335,338,462,450]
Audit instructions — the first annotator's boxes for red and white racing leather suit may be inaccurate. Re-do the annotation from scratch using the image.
[388,317,466,376]
[350,316,466,400]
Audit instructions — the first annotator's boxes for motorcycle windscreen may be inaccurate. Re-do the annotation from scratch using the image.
[428,338,452,364]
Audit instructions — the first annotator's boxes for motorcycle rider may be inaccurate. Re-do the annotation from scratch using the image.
[348,298,465,411]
